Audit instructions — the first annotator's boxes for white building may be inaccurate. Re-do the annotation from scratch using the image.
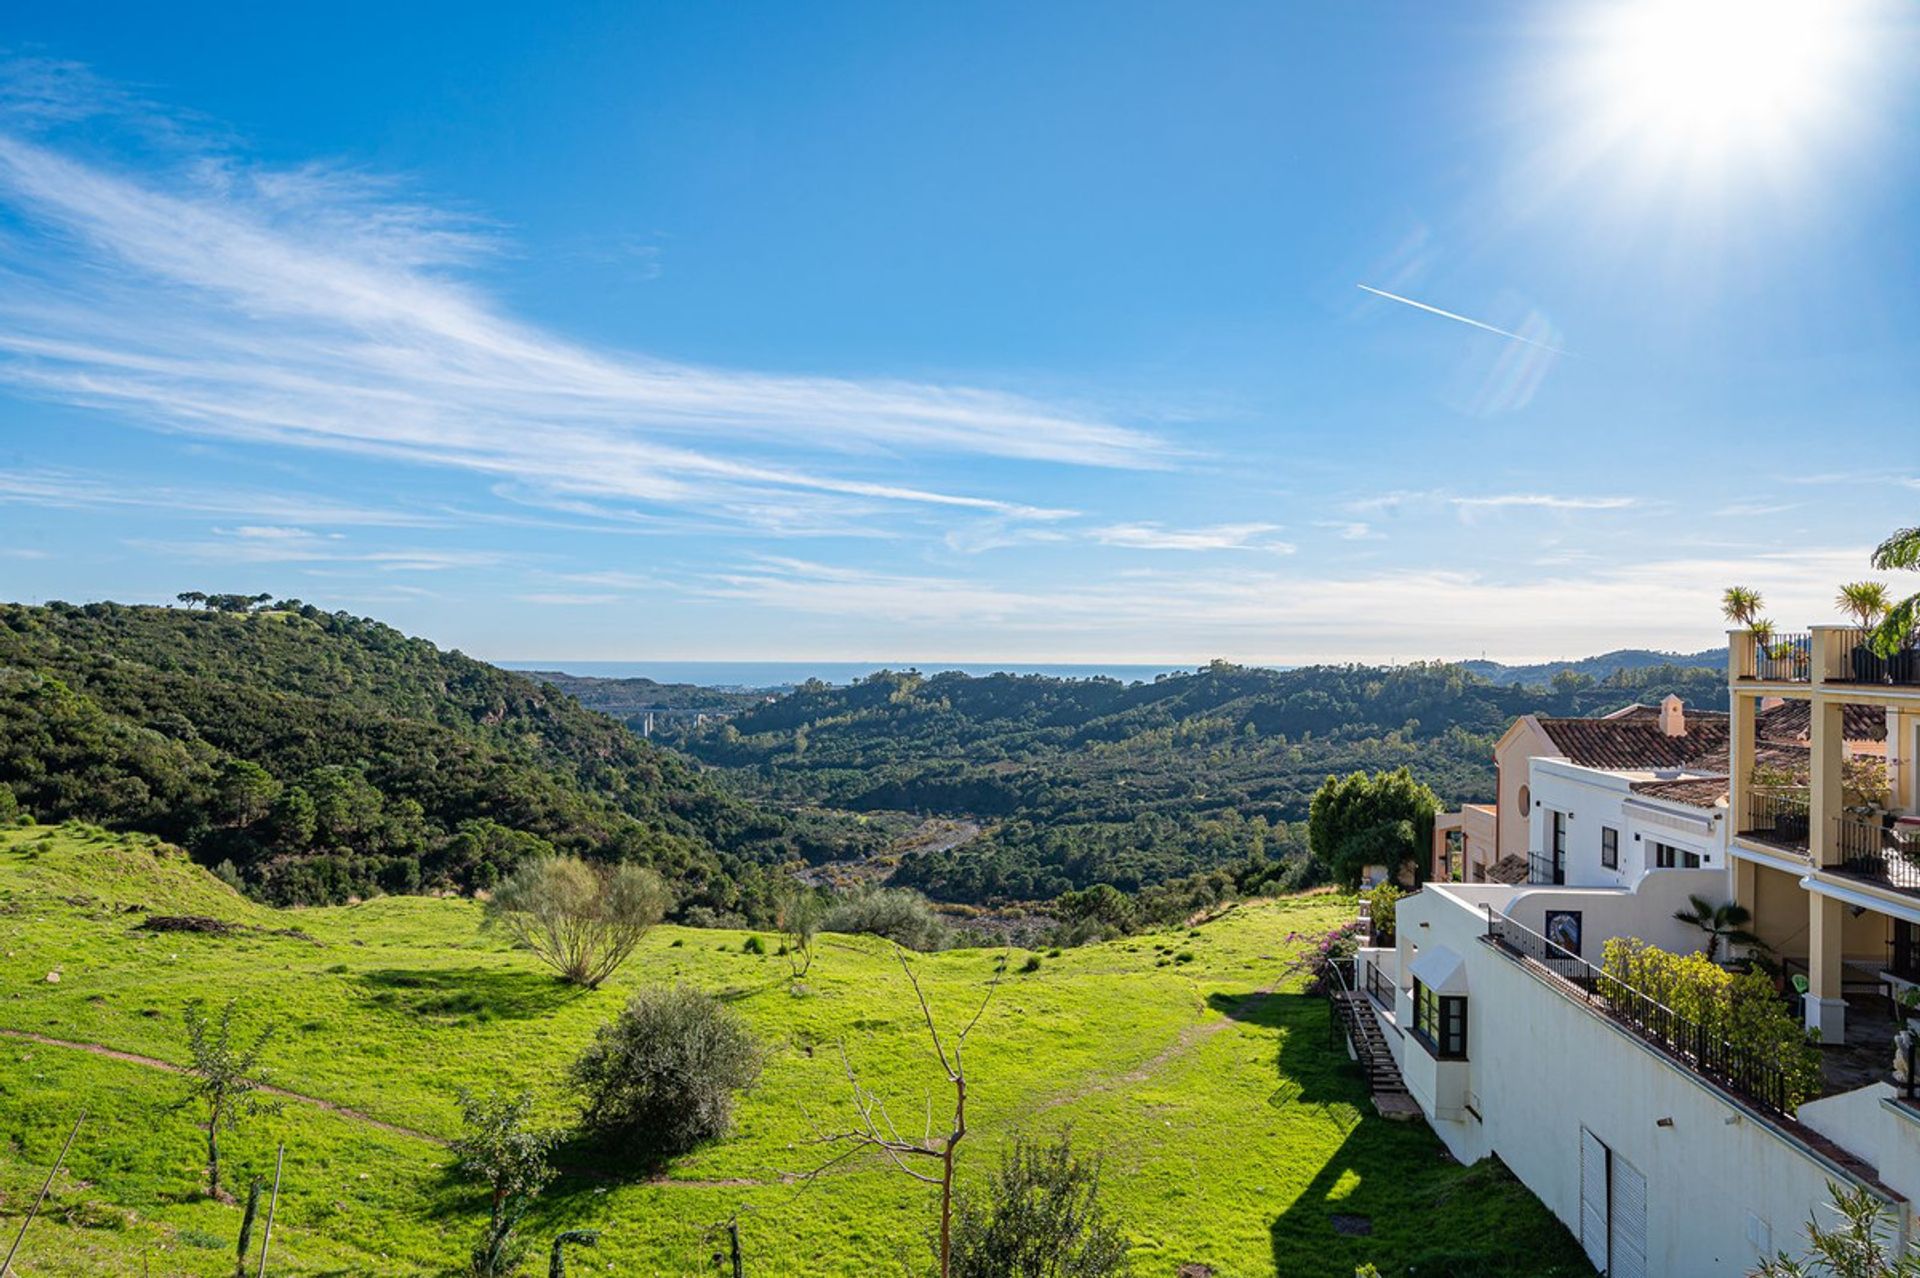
[1350,679,1920,1276]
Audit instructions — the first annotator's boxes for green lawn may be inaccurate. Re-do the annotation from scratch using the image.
[0,825,1589,1275]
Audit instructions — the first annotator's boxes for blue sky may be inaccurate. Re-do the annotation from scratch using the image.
[1,1,1917,663]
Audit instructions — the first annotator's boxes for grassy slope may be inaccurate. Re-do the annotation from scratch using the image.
[0,825,1588,1276]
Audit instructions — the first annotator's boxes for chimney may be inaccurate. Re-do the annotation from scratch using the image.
[1659,694,1686,737]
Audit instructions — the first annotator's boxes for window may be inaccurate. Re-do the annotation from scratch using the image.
[1652,841,1701,870]
[1601,826,1619,870]
[1412,979,1468,1059]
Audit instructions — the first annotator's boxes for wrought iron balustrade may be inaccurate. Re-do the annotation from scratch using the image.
[1484,911,1801,1120]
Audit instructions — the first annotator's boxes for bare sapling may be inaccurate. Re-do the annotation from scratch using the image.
[805,949,1004,1278]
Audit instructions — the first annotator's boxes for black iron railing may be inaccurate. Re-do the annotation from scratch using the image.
[1527,850,1563,885]
[1741,788,1812,853]
[1826,627,1920,687]
[1836,815,1920,896]
[1484,910,1801,1119]
[1324,955,1357,1048]
[1736,631,1813,682]
[1366,960,1393,1008]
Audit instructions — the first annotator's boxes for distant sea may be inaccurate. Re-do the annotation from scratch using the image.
[499,660,1195,690]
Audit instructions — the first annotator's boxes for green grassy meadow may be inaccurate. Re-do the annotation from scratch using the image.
[0,825,1588,1276]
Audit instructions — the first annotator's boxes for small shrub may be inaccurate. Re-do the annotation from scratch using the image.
[1601,937,1821,1107]
[570,985,763,1161]
[949,1131,1131,1278]
[1020,955,1043,974]
[484,857,669,988]
[1175,951,1195,964]
[450,1088,557,1276]
[822,885,949,951]
[742,935,766,955]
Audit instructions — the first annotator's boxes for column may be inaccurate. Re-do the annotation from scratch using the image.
[1730,691,1758,836]
[1806,891,1847,1042]
[1809,698,1845,869]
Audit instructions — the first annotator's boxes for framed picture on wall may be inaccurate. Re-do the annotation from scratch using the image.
[1545,909,1583,957]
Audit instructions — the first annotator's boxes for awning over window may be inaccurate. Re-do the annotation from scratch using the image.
[1408,944,1468,995]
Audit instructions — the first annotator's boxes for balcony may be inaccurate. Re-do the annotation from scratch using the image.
[1738,788,1811,857]
[1733,630,1813,683]
[1527,849,1563,885]
[1818,626,1920,688]
[1834,813,1920,897]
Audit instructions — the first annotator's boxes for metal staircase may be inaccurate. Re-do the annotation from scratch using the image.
[1328,960,1409,1097]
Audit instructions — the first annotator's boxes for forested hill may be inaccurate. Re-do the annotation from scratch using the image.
[0,600,870,911]
[1461,647,1725,686]
[655,659,1730,902]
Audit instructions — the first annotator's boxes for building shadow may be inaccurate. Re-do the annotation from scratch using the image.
[1209,986,1594,1277]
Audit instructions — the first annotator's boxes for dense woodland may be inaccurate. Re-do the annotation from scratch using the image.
[653,659,1729,902]
[0,597,1729,916]
[0,600,879,911]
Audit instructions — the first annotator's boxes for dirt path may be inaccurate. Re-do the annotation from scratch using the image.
[0,1027,787,1189]
[1,1026,448,1144]
[1030,969,1294,1116]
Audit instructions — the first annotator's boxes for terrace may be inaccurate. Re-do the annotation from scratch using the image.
[1732,626,1920,688]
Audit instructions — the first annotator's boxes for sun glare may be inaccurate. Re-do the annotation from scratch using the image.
[1556,0,1882,191]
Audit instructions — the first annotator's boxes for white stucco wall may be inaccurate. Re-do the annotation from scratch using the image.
[1394,885,1910,1275]
[1528,758,1730,891]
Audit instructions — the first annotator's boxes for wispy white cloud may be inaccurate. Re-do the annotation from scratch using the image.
[1091,522,1294,553]
[0,79,1174,543]
[0,467,445,526]
[516,592,620,606]
[127,529,515,571]
[1315,520,1383,541]
[693,545,1876,662]
[1353,489,1639,516]
[1450,493,1636,511]
[1715,500,1802,518]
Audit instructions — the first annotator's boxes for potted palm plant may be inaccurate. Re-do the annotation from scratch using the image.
[1837,581,1892,681]
[1721,587,1776,677]
[1671,895,1770,964]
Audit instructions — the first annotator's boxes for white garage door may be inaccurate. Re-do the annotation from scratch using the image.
[1609,1151,1648,1278]
[1580,1128,1610,1273]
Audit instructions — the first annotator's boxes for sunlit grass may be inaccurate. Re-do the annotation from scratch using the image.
[0,824,1589,1274]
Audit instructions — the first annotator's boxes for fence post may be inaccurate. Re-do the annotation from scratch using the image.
[1,1109,85,1278]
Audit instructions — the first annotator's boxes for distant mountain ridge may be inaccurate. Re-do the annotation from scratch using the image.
[1459,647,1727,687]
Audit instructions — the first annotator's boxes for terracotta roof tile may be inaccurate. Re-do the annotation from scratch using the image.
[1755,700,1887,743]
[1537,716,1731,770]
[1627,777,1731,810]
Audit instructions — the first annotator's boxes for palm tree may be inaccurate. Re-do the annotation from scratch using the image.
[1721,586,1764,627]
[1672,894,1768,962]
[1836,582,1892,629]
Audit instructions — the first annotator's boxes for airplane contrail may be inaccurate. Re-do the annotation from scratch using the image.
[1357,283,1571,356]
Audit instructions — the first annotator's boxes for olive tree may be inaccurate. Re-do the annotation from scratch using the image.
[777,883,825,980]
[571,984,763,1161]
[1755,1181,1920,1276]
[948,1131,1132,1278]
[485,856,670,988]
